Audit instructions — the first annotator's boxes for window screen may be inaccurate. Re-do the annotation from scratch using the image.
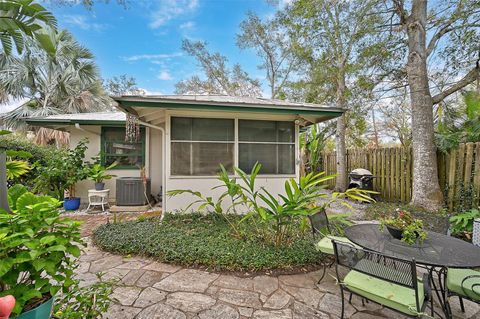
[238,120,295,174]
[102,127,145,168]
[171,117,234,175]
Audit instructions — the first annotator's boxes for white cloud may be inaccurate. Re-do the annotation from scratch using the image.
[122,52,183,62]
[180,21,195,29]
[142,89,164,95]
[149,0,199,29]
[62,14,107,32]
[157,70,173,81]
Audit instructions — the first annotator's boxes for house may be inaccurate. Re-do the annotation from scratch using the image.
[26,95,343,212]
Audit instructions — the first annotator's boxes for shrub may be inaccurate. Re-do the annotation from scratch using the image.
[0,185,84,316]
[53,274,116,319]
[34,139,90,199]
[169,163,373,246]
[449,208,480,240]
[93,213,326,271]
[0,135,64,188]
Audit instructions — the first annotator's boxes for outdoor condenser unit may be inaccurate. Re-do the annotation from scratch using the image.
[116,177,151,206]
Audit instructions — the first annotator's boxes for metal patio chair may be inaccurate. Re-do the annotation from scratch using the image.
[332,241,431,318]
[308,209,356,283]
[446,268,480,314]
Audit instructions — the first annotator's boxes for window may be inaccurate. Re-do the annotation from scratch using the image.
[169,117,296,176]
[171,117,234,175]
[101,127,145,169]
[238,120,295,174]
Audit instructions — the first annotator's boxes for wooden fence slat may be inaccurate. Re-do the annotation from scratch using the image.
[390,148,395,201]
[464,142,474,188]
[395,148,400,202]
[317,143,478,210]
[474,143,480,206]
[406,147,412,202]
[400,148,405,202]
[447,150,457,211]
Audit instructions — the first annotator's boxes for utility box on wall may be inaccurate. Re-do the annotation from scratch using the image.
[116,177,151,206]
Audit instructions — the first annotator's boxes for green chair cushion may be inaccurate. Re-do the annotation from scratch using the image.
[315,236,356,255]
[344,268,425,316]
[447,268,480,301]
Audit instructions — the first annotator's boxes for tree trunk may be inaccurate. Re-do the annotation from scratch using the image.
[335,69,348,191]
[406,0,443,211]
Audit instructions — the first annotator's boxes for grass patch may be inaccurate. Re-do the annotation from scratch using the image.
[92,213,324,272]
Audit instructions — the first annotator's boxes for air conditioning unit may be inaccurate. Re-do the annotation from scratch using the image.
[116,177,151,206]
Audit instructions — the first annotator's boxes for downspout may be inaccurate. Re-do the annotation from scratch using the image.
[137,120,167,220]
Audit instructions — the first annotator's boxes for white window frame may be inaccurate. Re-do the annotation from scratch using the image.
[167,113,299,179]
[237,119,296,175]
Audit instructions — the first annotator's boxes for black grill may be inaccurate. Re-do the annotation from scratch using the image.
[348,168,374,191]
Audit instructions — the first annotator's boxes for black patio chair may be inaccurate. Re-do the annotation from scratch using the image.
[308,209,357,283]
[332,240,431,318]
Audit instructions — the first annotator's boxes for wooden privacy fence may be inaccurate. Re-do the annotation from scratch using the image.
[320,142,480,211]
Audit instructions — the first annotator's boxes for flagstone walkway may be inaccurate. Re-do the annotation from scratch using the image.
[76,242,479,319]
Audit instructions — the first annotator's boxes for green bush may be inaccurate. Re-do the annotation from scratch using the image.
[0,185,84,316]
[33,139,89,199]
[53,274,116,319]
[93,213,325,271]
[168,163,373,247]
[0,135,65,188]
[449,208,480,237]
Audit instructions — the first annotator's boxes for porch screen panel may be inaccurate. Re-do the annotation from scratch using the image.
[171,117,234,175]
[102,127,145,168]
[238,120,295,174]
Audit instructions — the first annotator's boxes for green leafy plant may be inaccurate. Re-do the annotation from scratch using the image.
[34,139,89,199]
[5,149,34,179]
[0,134,64,188]
[380,210,428,245]
[0,131,32,181]
[169,163,374,246]
[449,208,480,239]
[0,184,84,316]
[53,274,116,319]
[87,162,117,183]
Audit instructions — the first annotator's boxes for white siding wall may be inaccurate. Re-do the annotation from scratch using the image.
[68,125,163,203]
[164,110,300,212]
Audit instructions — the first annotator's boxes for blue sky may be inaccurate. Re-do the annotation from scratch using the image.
[45,0,282,96]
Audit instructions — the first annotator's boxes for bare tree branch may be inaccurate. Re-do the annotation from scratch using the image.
[431,67,480,104]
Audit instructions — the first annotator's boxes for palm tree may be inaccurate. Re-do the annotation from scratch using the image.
[0,0,57,55]
[0,27,107,143]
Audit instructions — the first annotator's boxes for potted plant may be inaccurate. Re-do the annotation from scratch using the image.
[0,184,83,318]
[380,209,428,245]
[62,140,89,211]
[87,162,117,191]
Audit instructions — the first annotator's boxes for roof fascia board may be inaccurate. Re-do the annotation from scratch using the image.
[117,100,344,117]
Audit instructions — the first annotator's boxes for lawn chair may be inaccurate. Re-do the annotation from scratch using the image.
[446,268,480,314]
[332,241,431,318]
[308,209,356,283]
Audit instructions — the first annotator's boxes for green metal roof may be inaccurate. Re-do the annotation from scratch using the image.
[113,95,344,118]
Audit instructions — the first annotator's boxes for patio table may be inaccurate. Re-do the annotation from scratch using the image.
[345,223,480,319]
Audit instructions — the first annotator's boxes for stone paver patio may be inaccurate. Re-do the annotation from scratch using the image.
[76,241,480,319]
